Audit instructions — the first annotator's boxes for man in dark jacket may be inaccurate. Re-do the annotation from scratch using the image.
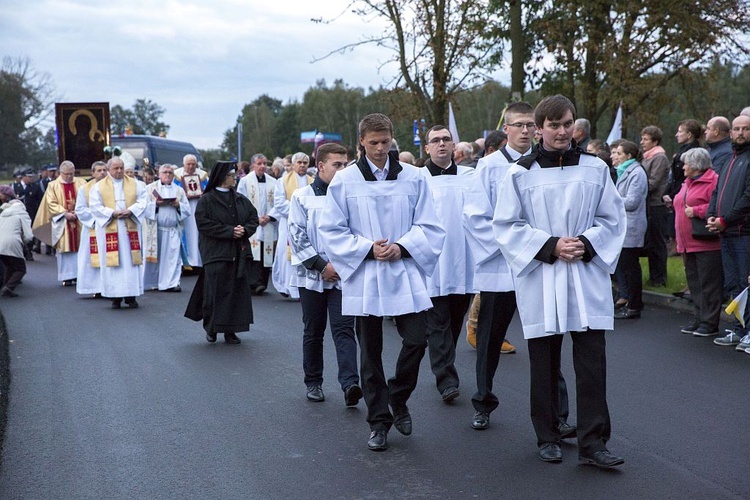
[184,161,259,345]
[707,115,750,349]
[705,116,733,174]
[18,169,44,255]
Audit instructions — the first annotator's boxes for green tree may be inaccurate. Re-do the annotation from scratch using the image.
[525,0,749,137]
[110,98,169,136]
[0,56,56,167]
[314,0,495,126]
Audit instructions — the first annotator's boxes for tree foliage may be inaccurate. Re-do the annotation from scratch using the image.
[0,56,57,168]
[314,0,493,126]
[110,98,170,136]
[524,0,750,136]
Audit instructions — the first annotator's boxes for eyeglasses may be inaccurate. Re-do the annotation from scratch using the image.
[506,122,536,130]
[428,136,453,144]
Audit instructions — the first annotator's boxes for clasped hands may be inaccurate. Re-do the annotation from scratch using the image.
[232,225,245,239]
[553,237,584,263]
[112,209,132,219]
[373,238,402,262]
[321,262,340,282]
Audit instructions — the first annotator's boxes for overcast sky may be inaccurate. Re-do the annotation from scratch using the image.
[1,0,414,150]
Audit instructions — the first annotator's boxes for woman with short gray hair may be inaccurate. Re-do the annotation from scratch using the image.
[672,147,723,336]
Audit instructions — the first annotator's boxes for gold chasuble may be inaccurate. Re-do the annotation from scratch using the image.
[32,177,87,252]
[283,172,313,260]
[99,176,143,267]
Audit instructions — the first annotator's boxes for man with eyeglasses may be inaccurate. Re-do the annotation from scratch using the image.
[32,161,86,286]
[419,125,475,404]
[493,95,626,468]
[143,164,191,292]
[707,114,750,350]
[464,102,576,434]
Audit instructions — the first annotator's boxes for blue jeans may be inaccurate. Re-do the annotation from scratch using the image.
[720,235,750,331]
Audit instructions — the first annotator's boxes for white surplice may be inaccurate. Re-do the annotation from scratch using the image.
[56,252,77,281]
[89,177,148,298]
[463,146,530,293]
[421,165,476,296]
[143,181,191,290]
[492,155,626,338]
[173,167,208,268]
[269,172,309,298]
[75,183,103,295]
[237,171,278,266]
[318,161,445,316]
[288,184,338,293]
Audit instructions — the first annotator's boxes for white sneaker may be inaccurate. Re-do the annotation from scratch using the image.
[714,331,742,346]
[736,333,750,351]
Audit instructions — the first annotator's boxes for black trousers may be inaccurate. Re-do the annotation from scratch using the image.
[426,294,472,393]
[646,205,669,283]
[683,250,723,330]
[616,247,643,310]
[0,255,26,290]
[528,330,611,455]
[356,312,427,431]
[472,291,517,413]
[299,287,358,391]
[248,243,270,288]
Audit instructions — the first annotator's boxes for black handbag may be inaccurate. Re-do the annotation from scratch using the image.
[683,184,719,241]
[691,217,719,240]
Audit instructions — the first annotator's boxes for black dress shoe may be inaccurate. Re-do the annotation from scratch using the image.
[164,286,181,293]
[306,385,325,402]
[579,449,625,468]
[224,332,241,344]
[539,443,563,463]
[392,407,412,436]
[614,308,640,319]
[206,331,217,343]
[344,384,362,406]
[559,422,577,439]
[253,285,267,295]
[367,430,388,451]
[125,297,139,308]
[111,299,122,309]
[1,286,19,298]
[441,386,460,403]
[471,411,490,430]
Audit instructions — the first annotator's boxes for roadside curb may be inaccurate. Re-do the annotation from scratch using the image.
[643,290,733,323]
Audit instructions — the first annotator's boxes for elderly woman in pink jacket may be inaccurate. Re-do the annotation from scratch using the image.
[673,148,722,337]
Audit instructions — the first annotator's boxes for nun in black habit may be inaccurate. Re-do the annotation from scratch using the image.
[185,161,259,344]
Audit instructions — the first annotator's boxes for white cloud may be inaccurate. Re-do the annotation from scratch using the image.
[1,0,507,150]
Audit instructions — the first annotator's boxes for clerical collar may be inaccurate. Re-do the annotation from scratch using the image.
[355,150,403,181]
[537,141,580,168]
[216,187,230,192]
[112,177,123,183]
[426,159,457,176]
[256,173,265,183]
[312,175,328,196]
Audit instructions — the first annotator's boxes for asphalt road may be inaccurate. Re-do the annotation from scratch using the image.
[0,254,748,499]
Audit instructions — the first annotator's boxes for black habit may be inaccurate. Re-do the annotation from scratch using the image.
[185,186,259,334]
